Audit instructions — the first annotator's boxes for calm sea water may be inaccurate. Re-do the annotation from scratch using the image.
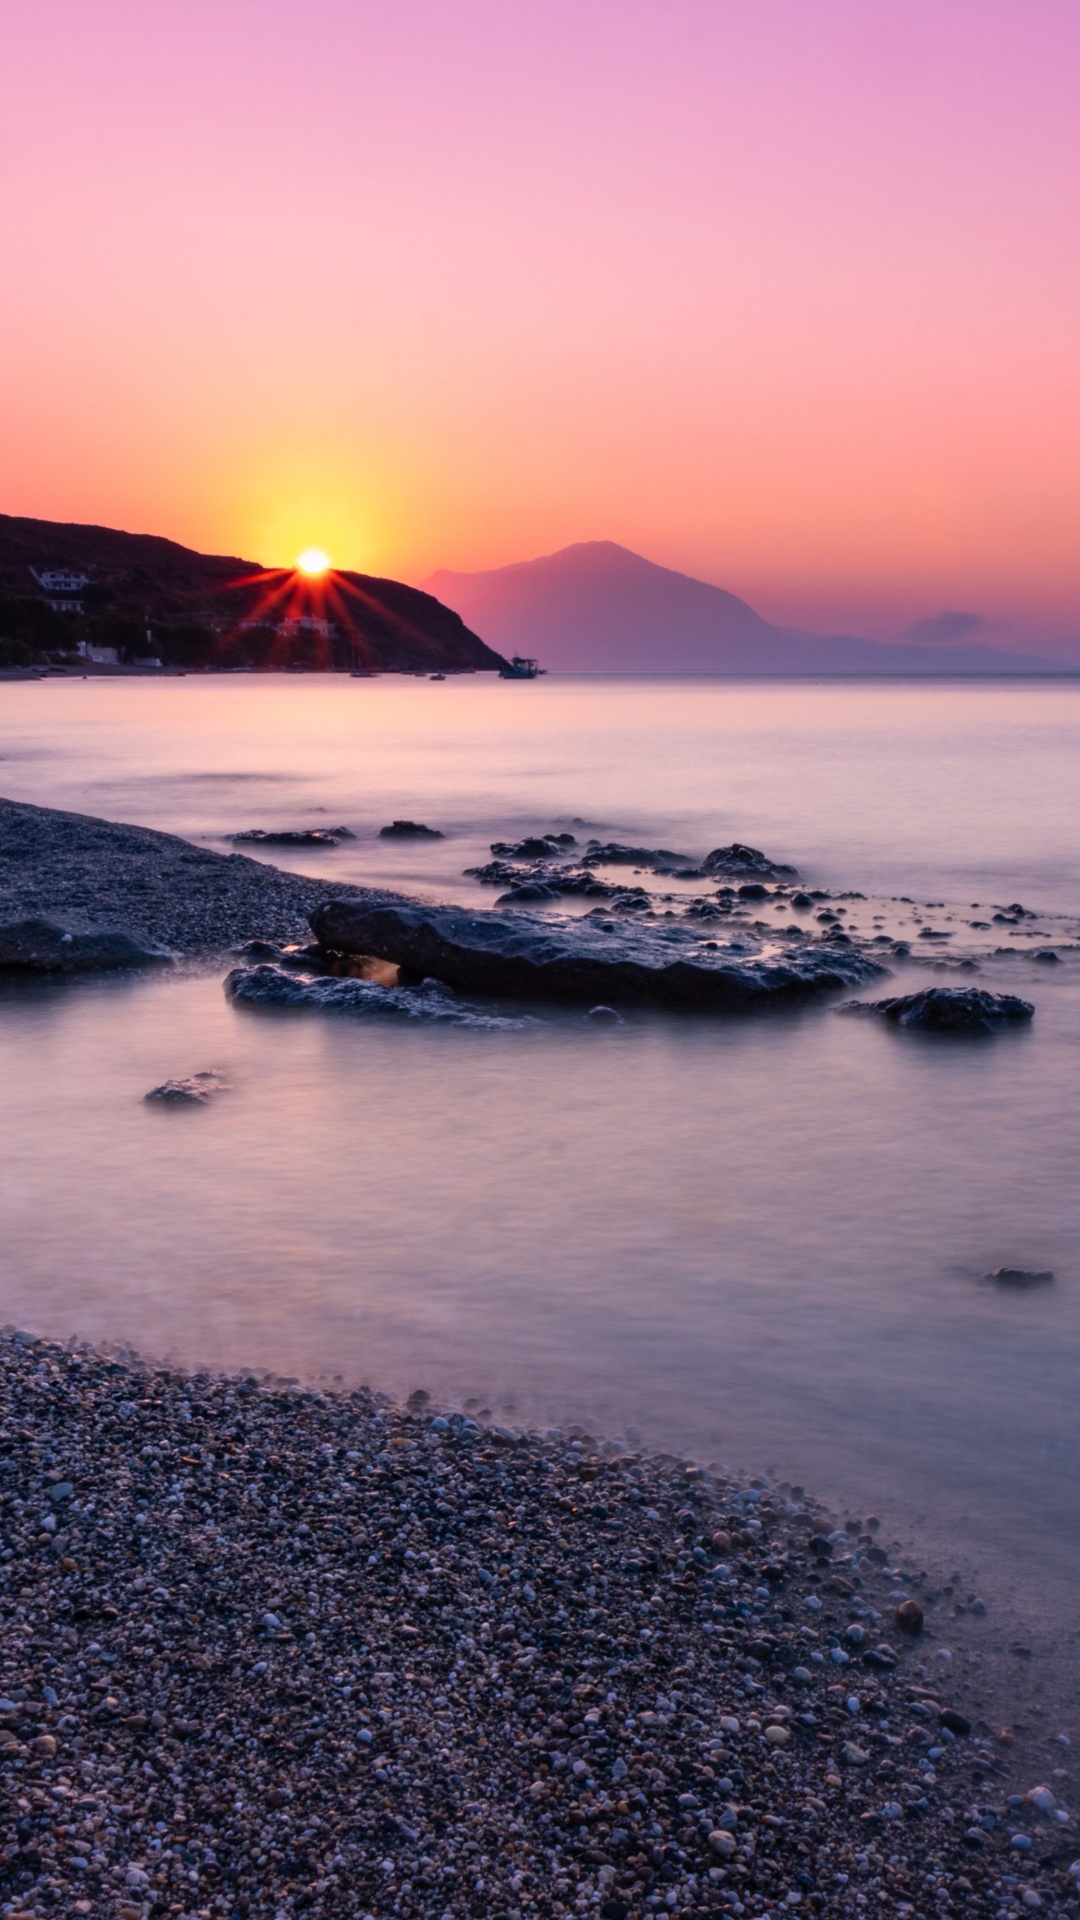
[2,674,1080,1638]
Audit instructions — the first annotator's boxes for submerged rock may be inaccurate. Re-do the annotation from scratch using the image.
[0,916,174,973]
[496,881,563,903]
[144,1070,228,1105]
[310,898,884,1010]
[224,963,534,1028]
[378,819,444,839]
[703,843,798,877]
[229,827,353,845]
[467,858,631,899]
[581,840,692,869]
[982,1266,1055,1290]
[838,987,1034,1033]
[490,834,576,858]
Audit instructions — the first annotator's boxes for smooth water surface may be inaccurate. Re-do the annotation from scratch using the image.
[1,675,1079,1624]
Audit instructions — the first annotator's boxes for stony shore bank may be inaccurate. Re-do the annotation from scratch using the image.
[0,800,374,955]
[0,1335,1075,1920]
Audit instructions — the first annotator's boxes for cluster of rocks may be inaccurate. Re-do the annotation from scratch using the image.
[224,963,535,1029]
[838,990,1036,1035]
[228,832,355,850]
[464,843,799,907]
[0,1331,1076,1920]
[298,900,885,1013]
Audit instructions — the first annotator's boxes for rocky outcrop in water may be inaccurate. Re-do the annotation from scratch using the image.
[225,962,533,1028]
[310,899,884,1010]
[579,841,692,869]
[982,1266,1055,1289]
[378,820,445,839]
[0,915,174,973]
[703,843,799,878]
[144,1070,229,1104]
[490,834,577,857]
[229,827,354,846]
[839,987,1034,1033]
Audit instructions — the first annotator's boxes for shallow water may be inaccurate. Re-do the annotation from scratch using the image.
[1,674,1080,1633]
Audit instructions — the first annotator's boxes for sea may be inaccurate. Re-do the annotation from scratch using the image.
[1,672,1079,1665]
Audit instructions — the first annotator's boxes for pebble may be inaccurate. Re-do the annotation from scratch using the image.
[0,1332,1069,1919]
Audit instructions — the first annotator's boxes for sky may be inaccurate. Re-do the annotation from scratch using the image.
[3,0,1080,647]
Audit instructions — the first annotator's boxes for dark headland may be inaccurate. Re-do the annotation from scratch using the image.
[0,515,507,675]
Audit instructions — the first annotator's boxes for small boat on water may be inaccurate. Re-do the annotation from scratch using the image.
[430,672,446,681]
[499,655,545,679]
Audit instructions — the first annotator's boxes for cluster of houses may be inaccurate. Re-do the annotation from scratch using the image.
[27,569,159,667]
[25,568,335,666]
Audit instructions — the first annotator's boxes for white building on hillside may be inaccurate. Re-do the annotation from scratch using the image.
[30,568,91,612]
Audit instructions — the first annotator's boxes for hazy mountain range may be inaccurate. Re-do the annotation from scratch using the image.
[425,541,1072,674]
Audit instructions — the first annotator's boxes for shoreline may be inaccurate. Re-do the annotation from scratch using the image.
[0,797,394,956]
[0,1333,1075,1920]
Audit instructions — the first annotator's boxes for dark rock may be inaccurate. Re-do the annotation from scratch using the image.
[144,1071,228,1105]
[702,843,798,877]
[581,841,691,869]
[496,882,562,903]
[894,1599,924,1636]
[229,828,351,846]
[224,963,532,1028]
[982,1267,1055,1290]
[378,819,444,838]
[864,1644,899,1671]
[838,988,1034,1033]
[467,859,639,900]
[0,915,174,973]
[310,898,884,1010]
[490,836,574,860]
[790,892,814,909]
[939,1708,972,1738]
[737,882,771,900]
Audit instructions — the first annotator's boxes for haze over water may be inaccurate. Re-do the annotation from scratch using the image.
[2,674,1080,1642]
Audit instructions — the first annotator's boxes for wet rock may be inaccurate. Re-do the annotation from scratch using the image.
[894,1597,924,1636]
[496,881,563,903]
[939,1708,972,1736]
[982,1267,1055,1290]
[229,828,352,845]
[491,835,575,859]
[224,962,534,1028]
[377,819,444,838]
[0,915,174,973]
[144,1070,229,1105]
[702,843,798,877]
[838,987,1034,1033]
[580,841,691,869]
[310,898,885,1010]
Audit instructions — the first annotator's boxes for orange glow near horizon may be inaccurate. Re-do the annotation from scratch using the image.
[4,4,1080,650]
[296,549,331,577]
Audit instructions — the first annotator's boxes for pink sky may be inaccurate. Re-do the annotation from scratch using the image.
[2,0,1079,646]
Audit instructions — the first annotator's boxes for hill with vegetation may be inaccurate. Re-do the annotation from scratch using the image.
[0,514,506,673]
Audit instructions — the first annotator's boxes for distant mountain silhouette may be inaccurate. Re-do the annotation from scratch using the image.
[425,542,1070,674]
[0,514,505,673]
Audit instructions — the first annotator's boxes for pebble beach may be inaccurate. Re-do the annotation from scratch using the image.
[0,1333,1076,1920]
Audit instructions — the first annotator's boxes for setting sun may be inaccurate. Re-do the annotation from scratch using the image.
[296,548,331,576]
